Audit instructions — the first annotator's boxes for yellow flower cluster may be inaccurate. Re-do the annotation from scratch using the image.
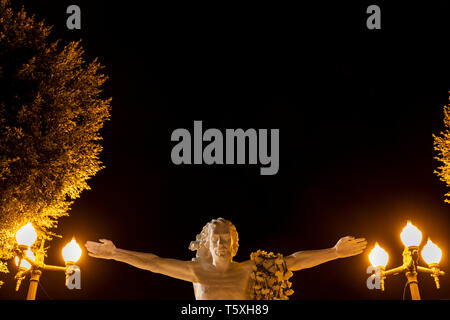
[249,250,294,300]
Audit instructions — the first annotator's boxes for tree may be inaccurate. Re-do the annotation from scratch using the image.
[0,0,111,283]
[434,93,450,203]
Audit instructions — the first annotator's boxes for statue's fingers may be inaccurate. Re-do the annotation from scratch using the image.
[85,244,103,254]
[85,247,98,254]
[86,240,101,247]
[348,238,365,243]
[350,240,367,247]
[99,239,112,245]
[349,249,364,256]
[351,244,365,251]
[88,252,101,258]
[85,241,99,250]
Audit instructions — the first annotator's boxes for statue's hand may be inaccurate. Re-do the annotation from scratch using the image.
[85,239,117,259]
[334,236,367,258]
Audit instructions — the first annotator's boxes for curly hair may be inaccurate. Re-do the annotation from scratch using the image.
[189,217,239,262]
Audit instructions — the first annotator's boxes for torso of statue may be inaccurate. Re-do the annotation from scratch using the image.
[192,260,254,300]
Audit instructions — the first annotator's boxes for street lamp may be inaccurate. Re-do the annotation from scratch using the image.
[368,243,389,290]
[368,221,445,300]
[14,222,82,300]
[15,222,37,248]
[62,238,83,264]
[400,221,422,247]
[422,239,443,289]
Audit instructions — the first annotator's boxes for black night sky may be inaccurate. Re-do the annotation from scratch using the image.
[2,1,450,301]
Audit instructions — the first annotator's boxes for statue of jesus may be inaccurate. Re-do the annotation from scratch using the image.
[85,218,367,300]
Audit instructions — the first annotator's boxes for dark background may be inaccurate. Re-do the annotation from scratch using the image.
[1,1,450,300]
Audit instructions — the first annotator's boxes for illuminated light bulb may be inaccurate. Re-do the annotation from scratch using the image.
[369,243,389,268]
[15,222,37,247]
[14,249,35,269]
[62,238,82,263]
[400,221,422,247]
[422,239,442,265]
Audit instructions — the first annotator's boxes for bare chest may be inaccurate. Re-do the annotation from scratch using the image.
[193,264,252,300]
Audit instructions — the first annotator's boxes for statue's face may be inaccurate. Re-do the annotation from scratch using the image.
[208,223,233,259]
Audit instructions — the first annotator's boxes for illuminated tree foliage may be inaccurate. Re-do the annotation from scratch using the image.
[0,0,111,281]
[434,94,450,203]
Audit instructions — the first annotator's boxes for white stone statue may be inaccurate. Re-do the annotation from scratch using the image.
[85,218,367,300]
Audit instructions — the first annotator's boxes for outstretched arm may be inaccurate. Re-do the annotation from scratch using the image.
[85,239,198,283]
[285,236,367,271]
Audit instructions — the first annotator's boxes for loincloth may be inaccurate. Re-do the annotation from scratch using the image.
[249,250,294,300]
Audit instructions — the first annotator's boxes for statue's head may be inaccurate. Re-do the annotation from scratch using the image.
[189,218,239,263]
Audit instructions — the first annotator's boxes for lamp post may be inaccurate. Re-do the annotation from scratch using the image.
[368,221,445,300]
[14,222,82,300]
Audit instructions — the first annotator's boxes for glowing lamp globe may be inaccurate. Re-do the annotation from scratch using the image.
[400,221,422,247]
[15,223,37,247]
[14,249,35,269]
[369,243,389,268]
[422,239,442,265]
[62,238,82,263]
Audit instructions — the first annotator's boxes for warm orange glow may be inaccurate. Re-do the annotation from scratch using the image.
[369,243,389,268]
[15,222,37,247]
[400,221,422,247]
[422,239,442,265]
[62,238,82,263]
[14,249,35,269]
